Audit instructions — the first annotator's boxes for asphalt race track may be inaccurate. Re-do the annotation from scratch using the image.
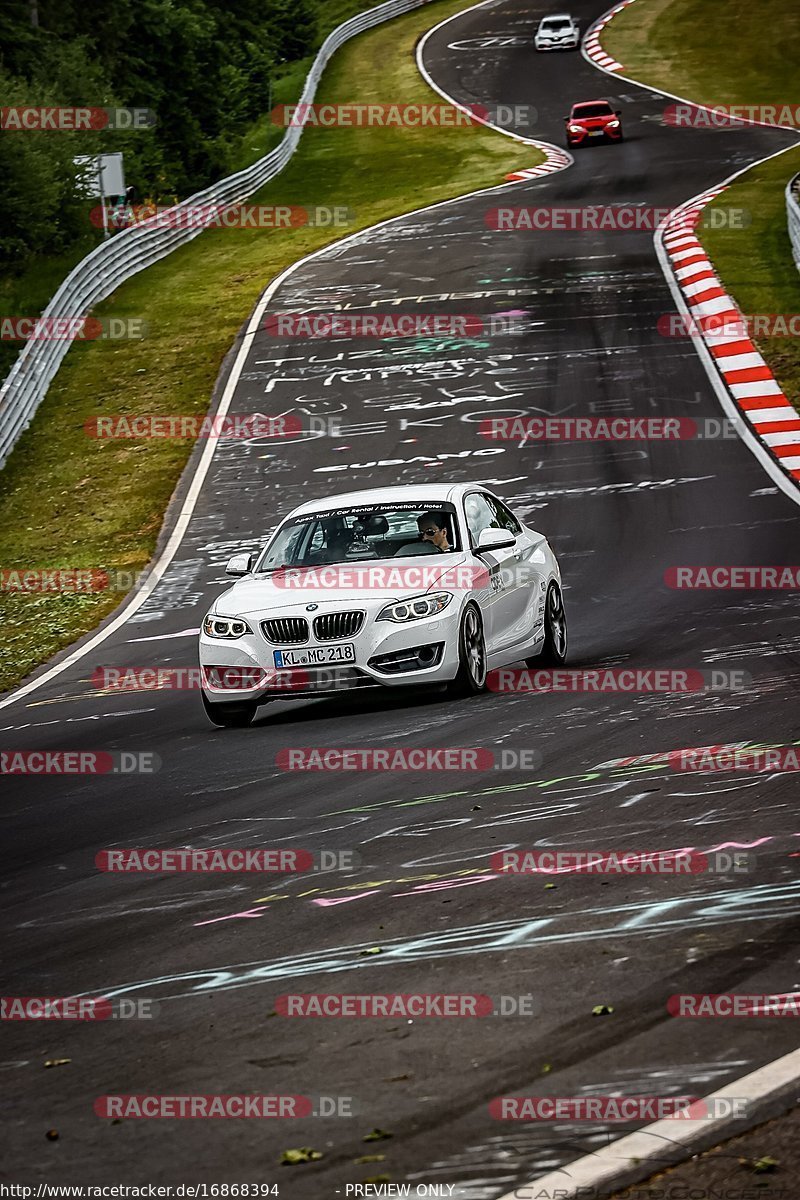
[2,0,800,1194]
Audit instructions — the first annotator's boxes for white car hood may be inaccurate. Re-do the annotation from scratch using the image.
[215,553,474,615]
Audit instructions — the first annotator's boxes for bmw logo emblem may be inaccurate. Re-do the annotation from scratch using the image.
[306,603,318,611]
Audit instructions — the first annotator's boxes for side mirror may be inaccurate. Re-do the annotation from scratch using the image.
[564,115,570,122]
[477,527,516,552]
[616,110,622,117]
[225,552,254,576]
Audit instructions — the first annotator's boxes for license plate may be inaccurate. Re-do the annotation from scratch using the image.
[273,643,355,668]
[589,130,604,136]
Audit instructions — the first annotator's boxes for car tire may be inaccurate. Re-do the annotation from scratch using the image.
[525,582,567,667]
[202,692,259,728]
[448,604,488,696]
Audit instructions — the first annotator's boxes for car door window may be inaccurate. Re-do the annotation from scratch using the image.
[464,492,500,546]
[484,495,521,535]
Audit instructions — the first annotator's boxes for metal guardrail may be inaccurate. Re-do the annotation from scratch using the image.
[0,0,434,469]
[787,172,800,272]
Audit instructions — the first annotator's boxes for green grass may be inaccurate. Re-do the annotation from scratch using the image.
[0,0,439,383]
[702,156,800,411]
[0,236,101,383]
[605,0,800,410]
[225,0,387,174]
[604,0,800,107]
[0,0,540,694]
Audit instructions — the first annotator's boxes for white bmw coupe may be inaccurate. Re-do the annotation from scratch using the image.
[199,484,567,726]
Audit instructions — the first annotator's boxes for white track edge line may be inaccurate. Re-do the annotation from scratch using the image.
[577,0,800,508]
[580,0,800,131]
[0,1,563,713]
[496,1045,800,1200]
[416,4,574,171]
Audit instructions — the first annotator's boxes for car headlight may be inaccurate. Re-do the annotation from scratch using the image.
[376,592,453,623]
[607,119,620,128]
[568,125,584,133]
[203,613,252,639]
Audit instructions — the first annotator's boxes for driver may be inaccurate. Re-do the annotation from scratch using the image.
[416,511,451,553]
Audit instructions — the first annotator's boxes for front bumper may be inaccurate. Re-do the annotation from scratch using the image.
[535,36,579,49]
[199,603,463,703]
[567,126,622,144]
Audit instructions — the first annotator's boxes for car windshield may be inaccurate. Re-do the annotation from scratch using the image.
[573,103,613,118]
[255,503,461,569]
[541,17,571,27]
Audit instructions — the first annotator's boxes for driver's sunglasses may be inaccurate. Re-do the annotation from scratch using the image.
[420,527,438,537]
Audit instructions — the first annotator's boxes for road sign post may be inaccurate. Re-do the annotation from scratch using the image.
[73,153,125,240]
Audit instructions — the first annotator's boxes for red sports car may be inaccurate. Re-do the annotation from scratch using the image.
[565,100,623,147]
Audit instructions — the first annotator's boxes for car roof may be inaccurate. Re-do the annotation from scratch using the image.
[541,12,574,19]
[572,99,612,108]
[289,484,481,516]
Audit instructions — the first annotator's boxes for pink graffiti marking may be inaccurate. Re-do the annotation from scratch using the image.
[194,908,267,927]
[393,874,498,896]
[312,892,380,907]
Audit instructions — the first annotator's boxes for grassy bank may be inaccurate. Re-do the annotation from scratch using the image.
[0,0,418,384]
[604,0,800,411]
[0,0,539,694]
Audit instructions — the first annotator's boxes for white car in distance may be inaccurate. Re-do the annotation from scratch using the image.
[199,484,567,727]
[534,13,580,49]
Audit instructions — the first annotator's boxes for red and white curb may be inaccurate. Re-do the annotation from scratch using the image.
[416,4,573,185]
[661,188,800,484]
[582,0,637,73]
[506,144,573,182]
[583,0,800,499]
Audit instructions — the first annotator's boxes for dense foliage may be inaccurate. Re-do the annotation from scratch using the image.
[0,0,317,270]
